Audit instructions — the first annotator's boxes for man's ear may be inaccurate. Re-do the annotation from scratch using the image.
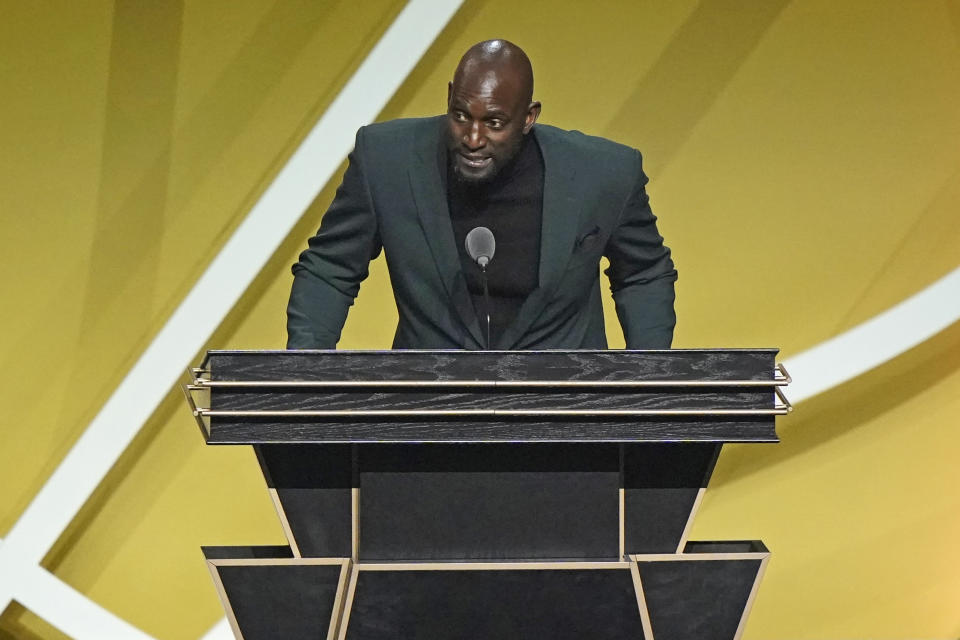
[523,101,542,134]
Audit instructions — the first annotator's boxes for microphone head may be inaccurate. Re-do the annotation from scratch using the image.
[465,226,496,268]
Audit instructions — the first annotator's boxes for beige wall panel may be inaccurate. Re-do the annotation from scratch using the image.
[0,2,115,534]
[45,396,282,639]
[1,0,404,638]
[155,0,405,307]
[1,0,958,638]
[632,0,960,352]
[0,602,70,640]
[695,320,960,636]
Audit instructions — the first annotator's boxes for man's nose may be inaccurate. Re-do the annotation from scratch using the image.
[463,122,485,149]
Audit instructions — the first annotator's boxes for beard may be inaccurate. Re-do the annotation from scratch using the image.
[449,153,498,186]
[447,137,524,187]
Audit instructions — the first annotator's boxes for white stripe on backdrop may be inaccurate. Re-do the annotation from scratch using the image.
[0,1,464,637]
[1,1,958,634]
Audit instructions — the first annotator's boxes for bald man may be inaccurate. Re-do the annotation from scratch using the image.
[287,40,677,350]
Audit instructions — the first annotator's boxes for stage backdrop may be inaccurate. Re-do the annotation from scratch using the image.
[1,1,958,638]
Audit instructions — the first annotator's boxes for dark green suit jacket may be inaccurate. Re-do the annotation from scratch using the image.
[287,117,677,350]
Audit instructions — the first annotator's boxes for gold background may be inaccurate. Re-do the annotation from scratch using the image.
[1,0,958,637]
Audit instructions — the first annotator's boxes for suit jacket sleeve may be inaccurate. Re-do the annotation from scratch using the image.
[603,149,677,349]
[286,127,382,349]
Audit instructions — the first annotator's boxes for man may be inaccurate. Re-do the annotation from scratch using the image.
[287,40,677,350]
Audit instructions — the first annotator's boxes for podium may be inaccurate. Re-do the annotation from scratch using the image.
[184,349,790,640]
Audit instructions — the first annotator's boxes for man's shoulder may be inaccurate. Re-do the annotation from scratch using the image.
[533,124,642,185]
[533,123,639,160]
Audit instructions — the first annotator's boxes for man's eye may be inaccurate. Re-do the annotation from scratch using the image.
[453,111,468,122]
[488,120,504,129]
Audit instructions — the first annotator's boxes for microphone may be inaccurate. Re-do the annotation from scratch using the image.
[464,227,495,349]
[465,226,495,268]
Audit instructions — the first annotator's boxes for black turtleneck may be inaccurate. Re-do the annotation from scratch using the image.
[447,135,544,348]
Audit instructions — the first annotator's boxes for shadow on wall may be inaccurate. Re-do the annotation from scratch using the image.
[711,316,960,489]
[73,0,340,367]
[603,0,790,174]
[1,1,356,629]
[0,602,60,640]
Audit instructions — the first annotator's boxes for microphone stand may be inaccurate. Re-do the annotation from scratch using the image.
[479,262,491,349]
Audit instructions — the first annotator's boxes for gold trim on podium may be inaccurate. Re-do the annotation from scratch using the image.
[618,487,625,560]
[206,560,245,640]
[205,557,351,640]
[197,406,790,417]
[328,559,353,640]
[628,561,655,640]
[337,562,362,640]
[267,489,302,558]
[183,363,794,423]
[334,560,635,638]
[190,375,791,388]
[628,547,771,640]
[351,487,360,563]
[675,488,706,554]
[733,554,770,640]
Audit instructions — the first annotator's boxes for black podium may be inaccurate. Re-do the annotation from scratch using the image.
[184,349,790,640]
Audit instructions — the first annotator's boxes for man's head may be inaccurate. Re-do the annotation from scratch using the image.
[446,39,541,184]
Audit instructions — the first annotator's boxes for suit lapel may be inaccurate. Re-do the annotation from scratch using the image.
[408,119,485,347]
[498,126,581,349]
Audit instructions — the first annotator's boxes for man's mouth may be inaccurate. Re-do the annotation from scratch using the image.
[459,154,492,170]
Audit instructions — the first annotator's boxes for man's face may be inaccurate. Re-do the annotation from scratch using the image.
[446,69,540,184]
